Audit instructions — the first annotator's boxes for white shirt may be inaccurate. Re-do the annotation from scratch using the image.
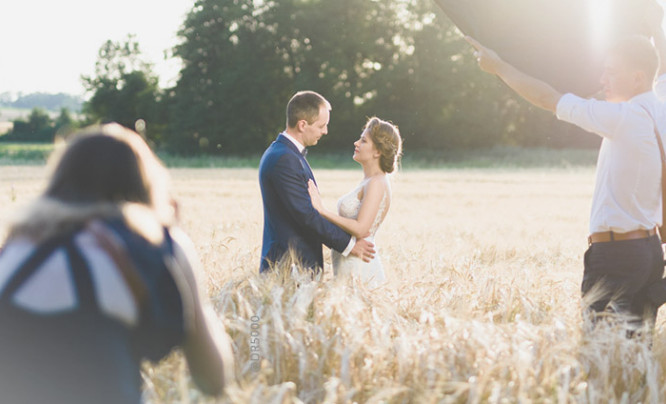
[556,75,666,233]
[281,131,306,154]
[280,132,355,256]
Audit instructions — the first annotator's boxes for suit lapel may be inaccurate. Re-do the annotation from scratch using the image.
[277,134,316,184]
[301,156,315,184]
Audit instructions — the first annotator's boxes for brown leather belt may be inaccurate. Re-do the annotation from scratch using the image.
[588,227,658,245]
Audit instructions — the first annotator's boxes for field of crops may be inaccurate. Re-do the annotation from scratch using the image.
[4,162,666,403]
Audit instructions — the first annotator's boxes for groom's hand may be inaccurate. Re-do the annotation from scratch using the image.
[351,239,375,263]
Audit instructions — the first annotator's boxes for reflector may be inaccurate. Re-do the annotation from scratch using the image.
[433,0,649,96]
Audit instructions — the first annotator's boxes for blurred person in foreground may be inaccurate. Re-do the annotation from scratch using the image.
[0,123,233,403]
[308,117,402,288]
[259,90,375,274]
[466,2,666,333]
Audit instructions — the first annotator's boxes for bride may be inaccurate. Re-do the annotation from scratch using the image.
[308,117,402,287]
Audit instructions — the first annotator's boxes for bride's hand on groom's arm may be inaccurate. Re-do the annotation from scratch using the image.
[307,179,324,212]
[351,238,375,263]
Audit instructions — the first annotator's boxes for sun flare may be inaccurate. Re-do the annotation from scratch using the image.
[587,0,613,51]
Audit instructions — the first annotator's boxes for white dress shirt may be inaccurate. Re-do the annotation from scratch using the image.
[280,132,355,256]
[281,131,306,154]
[556,75,666,234]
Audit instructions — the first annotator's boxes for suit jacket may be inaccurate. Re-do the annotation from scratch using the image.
[258,134,351,272]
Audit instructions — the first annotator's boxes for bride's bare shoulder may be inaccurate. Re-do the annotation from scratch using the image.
[362,174,391,200]
[367,174,389,186]
[366,174,390,190]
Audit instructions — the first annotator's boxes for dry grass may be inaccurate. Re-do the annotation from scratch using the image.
[3,165,666,403]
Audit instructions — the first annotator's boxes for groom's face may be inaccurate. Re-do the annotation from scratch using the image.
[302,106,330,147]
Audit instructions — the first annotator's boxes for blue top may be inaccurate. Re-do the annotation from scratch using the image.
[0,217,185,404]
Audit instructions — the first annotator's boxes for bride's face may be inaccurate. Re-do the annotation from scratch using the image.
[353,129,380,164]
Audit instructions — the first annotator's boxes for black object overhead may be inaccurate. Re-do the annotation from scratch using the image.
[433,0,649,96]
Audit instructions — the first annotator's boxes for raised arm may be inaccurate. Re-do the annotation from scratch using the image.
[308,177,386,240]
[465,36,562,112]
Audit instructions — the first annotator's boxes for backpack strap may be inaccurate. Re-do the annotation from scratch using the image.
[0,232,75,303]
[64,237,99,310]
[86,220,149,311]
[0,228,102,312]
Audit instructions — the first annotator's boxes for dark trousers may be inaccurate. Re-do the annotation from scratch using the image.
[582,235,664,328]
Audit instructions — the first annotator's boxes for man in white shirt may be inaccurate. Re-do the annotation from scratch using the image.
[466,9,666,330]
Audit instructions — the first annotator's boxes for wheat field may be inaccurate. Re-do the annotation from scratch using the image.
[3,165,666,403]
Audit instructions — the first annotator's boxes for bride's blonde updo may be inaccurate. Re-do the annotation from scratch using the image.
[365,117,402,174]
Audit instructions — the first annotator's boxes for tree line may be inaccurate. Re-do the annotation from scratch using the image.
[3,0,599,152]
[0,93,82,112]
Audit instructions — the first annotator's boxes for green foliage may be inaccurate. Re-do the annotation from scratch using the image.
[2,108,55,142]
[157,146,597,169]
[166,0,292,154]
[275,0,406,150]
[53,107,80,137]
[367,2,507,150]
[1,106,80,143]
[0,141,597,168]
[75,0,599,154]
[167,0,414,154]
[0,142,53,164]
[164,0,596,155]
[82,36,165,143]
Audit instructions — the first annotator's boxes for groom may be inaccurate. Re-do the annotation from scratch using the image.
[258,90,375,273]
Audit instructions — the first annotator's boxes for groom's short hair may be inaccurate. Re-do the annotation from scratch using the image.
[286,91,331,128]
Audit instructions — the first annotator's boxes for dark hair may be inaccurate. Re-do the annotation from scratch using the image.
[609,35,659,83]
[45,123,167,209]
[286,91,331,128]
[365,117,402,174]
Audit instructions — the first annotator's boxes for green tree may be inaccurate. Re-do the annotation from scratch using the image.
[54,107,79,137]
[167,0,291,154]
[2,108,55,142]
[168,0,410,154]
[376,0,599,151]
[353,1,507,150]
[273,0,406,150]
[82,36,165,142]
[166,0,591,155]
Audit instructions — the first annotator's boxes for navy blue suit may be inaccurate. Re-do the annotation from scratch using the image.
[259,134,351,272]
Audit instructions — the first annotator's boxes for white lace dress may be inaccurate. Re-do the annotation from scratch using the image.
[331,178,389,287]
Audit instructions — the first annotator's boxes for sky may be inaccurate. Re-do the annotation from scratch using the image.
[0,0,195,96]
[3,1,666,98]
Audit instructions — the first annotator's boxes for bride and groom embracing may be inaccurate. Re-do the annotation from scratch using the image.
[259,91,402,287]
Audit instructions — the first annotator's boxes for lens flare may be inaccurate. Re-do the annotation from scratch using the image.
[588,0,612,52]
